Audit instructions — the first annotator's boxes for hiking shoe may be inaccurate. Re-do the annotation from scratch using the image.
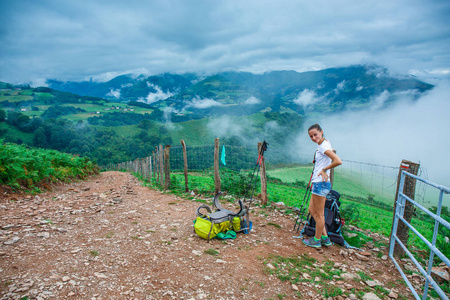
[303,237,321,248]
[321,236,333,247]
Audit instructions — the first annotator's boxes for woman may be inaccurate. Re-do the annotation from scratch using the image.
[303,123,342,248]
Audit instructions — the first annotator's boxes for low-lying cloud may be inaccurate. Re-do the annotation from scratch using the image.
[370,89,422,111]
[207,116,242,140]
[293,89,323,107]
[370,90,390,110]
[162,107,180,130]
[144,83,174,104]
[207,115,255,142]
[106,88,121,99]
[186,97,223,109]
[335,80,346,93]
[244,96,261,105]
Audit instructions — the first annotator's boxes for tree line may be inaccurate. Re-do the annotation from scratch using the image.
[0,107,172,166]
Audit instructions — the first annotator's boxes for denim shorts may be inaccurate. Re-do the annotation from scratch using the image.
[311,181,331,197]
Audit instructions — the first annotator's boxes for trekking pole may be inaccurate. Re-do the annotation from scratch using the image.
[292,171,313,233]
[293,153,316,234]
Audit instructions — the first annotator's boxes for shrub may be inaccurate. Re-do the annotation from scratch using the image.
[0,139,99,190]
[340,203,361,225]
[218,168,255,197]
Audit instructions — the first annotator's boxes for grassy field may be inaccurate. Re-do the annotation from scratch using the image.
[167,113,272,147]
[21,110,44,117]
[169,118,215,146]
[267,165,313,184]
[59,103,153,114]
[0,89,62,103]
[34,92,55,102]
[267,166,395,205]
[267,164,442,207]
[0,89,155,122]
[0,89,35,102]
[0,123,34,144]
[64,113,99,121]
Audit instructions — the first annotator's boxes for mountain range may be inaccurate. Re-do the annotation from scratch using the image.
[0,64,437,166]
[47,64,433,118]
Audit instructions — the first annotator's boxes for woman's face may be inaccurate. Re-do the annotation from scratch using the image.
[308,128,323,144]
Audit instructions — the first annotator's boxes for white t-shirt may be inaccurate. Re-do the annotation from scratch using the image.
[311,139,333,183]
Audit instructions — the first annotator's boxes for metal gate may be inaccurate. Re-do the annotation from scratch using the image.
[390,170,450,299]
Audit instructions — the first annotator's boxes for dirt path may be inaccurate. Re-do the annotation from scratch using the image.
[0,172,413,300]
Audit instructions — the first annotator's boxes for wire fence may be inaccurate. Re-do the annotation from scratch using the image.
[104,142,435,210]
[336,160,437,220]
[168,145,257,172]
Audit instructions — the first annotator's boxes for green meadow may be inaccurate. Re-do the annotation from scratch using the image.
[0,89,35,102]
[267,165,395,205]
[0,122,34,144]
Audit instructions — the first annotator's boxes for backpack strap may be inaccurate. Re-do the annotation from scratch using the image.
[197,204,212,217]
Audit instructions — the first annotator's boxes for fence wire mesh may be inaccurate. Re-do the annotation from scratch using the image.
[168,145,257,172]
[104,143,436,209]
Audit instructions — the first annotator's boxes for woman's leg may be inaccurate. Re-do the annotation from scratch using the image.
[310,193,327,240]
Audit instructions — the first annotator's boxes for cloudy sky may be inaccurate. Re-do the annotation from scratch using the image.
[1,0,449,84]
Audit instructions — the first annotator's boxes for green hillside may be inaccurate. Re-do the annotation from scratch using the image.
[0,122,34,144]
[0,97,302,166]
[174,75,253,103]
[169,118,214,145]
[0,84,156,124]
[168,113,269,146]
[0,89,35,102]
[0,140,99,191]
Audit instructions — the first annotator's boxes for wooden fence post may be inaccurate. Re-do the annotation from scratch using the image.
[148,156,152,179]
[133,158,139,173]
[159,144,164,186]
[154,147,158,180]
[391,159,420,257]
[155,148,159,183]
[181,139,189,192]
[152,152,155,179]
[214,138,221,195]
[164,145,171,189]
[145,157,149,178]
[258,142,268,205]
